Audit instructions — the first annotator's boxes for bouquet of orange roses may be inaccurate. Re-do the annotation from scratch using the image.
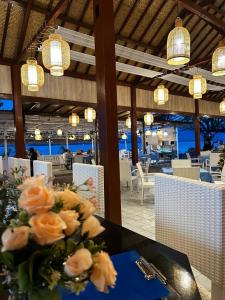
[0,176,117,300]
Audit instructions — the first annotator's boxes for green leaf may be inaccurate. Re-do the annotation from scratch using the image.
[66,239,77,255]
[28,288,60,300]
[17,260,30,291]
[0,251,14,270]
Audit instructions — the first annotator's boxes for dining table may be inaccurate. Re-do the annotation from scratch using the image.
[162,166,213,182]
[0,218,201,300]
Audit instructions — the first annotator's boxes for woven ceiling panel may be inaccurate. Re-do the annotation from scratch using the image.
[33,0,52,9]
[4,3,24,59]
[0,2,8,52]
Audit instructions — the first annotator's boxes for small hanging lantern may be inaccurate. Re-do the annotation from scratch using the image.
[145,130,152,136]
[21,59,44,92]
[84,107,96,122]
[69,112,80,127]
[144,113,154,125]
[167,17,190,66]
[220,99,225,114]
[125,116,131,129]
[42,34,70,76]
[35,128,40,135]
[163,131,168,137]
[154,85,169,105]
[189,74,207,99]
[212,41,225,76]
[84,134,91,141]
[152,131,157,137]
[121,133,128,140]
[35,134,42,141]
[69,135,76,140]
[57,129,63,136]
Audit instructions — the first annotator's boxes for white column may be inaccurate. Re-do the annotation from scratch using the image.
[66,133,69,149]
[91,138,94,152]
[48,138,52,155]
[4,133,8,158]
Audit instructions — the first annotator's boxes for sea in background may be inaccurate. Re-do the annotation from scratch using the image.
[1,129,225,157]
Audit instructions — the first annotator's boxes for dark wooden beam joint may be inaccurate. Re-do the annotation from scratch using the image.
[130,86,138,165]
[93,0,121,225]
[11,65,26,158]
[194,99,201,154]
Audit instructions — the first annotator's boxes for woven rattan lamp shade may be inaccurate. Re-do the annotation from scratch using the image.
[154,85,169,105]
[21,59,44,92]
[125,116,131,128]
[69,112,79,127]
[84,134,91,140]
[144,113,154,125]
[220,99,225,114]
[212,41,225,76]
[84,107,96,122]
[167,17,190,66]
[145,130,151,136]
[121,133,128,140]
[189,74,207,99]
[42,34,70,76]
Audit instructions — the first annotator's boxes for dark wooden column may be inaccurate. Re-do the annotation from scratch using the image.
[93,0,121,225]
[130,86,138,165]
[142,121,146,154]
[194,99,201,155]
[94,118,99,164]
[11,65,26,158]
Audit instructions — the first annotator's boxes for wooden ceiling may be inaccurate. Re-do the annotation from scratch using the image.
[1,0,225,101]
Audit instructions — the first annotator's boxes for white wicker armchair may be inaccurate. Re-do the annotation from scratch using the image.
[155,174,225,300]
[73,163,104,215]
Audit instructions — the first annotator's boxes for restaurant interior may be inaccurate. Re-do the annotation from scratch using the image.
[1,0,225,299]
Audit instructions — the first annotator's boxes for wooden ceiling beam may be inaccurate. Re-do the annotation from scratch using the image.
[178,0,225,35]
[18,0,70,61]
[1,2,12,57]
[16,0,33,60]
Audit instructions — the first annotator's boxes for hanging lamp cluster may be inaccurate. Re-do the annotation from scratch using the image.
[21,32,70,92]
[144,112,154,125]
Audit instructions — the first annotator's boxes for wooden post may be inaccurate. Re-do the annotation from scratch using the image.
[194,99,200,155]
[93,0,121,225]
[130,86,138,165]
[142,121,146,154]
[11,65,26,158]
[94,118,99,164]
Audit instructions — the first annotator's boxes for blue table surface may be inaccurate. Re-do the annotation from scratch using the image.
[161,167,213,183]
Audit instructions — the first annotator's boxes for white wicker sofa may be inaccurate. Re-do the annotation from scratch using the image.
[155,174,225,300]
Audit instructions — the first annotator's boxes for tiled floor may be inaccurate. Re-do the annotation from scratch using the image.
[120,186,211,300]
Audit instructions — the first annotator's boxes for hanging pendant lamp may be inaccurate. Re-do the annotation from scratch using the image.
[57,129,63,136]
[21,59,44,92]
[69,112,80,127]
[212,41,225,76]
[84,107,96,122]
[154,85,169,105]
[145,130,152,136]
[121,133,128,140]
[167,17,190,66]
[42,34,70,76]
[220,99,225,114]
[144,113,154,125]
[84,134,91,141]
[189,74,207,99]
[125,116,131,129]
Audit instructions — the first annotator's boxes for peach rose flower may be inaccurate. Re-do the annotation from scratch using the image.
[1,226,30,252]
[64,248,93,277]
[59,210,80,236]
[18,176,45,191]
[56,190,82,210]
[91,251,117,292]
[18,185,55,215]
[79,200,96,220]
[29,212,66,245]
[81,216,105,239]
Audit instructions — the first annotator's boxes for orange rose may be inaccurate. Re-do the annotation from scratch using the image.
[18,176,45,191]
[64,248,93,277]
[56,190,82,210]
[91,251,117,292]
[59,210,80,236]
[18,185,55,215]
[81,216,105,239]
[1,226,30,252]
[79,200,96,219]
[29,212,66,245]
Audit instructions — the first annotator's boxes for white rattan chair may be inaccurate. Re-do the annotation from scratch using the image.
[171,159,192,168]
[17,158,31,177]
[186,153,202,167]
[155,174,225,300]
[205,152,221,173]
[33,161,53,181]
[173,167,200,180]
[119,160,138,192]
[214,166,225,185]
[136,162,155,205]
[73,163,104,215]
